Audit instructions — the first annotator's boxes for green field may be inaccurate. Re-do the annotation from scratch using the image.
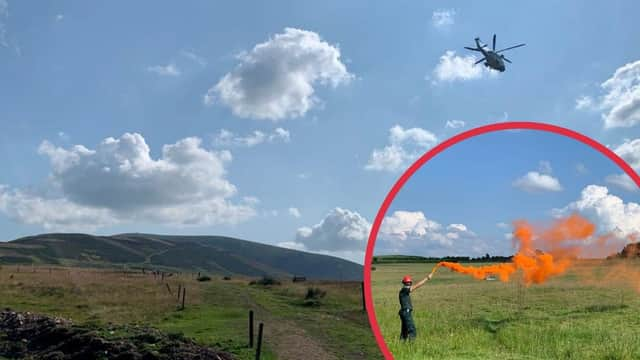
[372,261,640,360]
[0,266,381,360]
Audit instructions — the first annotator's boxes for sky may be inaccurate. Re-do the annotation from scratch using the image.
[0,1,639,264]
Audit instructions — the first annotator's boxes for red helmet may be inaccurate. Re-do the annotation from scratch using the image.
[402,275,412,284]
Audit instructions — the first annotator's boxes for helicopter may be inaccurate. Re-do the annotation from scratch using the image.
[464,34,525,72]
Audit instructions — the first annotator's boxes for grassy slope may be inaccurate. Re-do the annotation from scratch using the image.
[0,233,363,281]
[372,261,640,360]
[0,266,380,360]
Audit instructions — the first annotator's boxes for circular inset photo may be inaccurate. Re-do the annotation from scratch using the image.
[365,122,640,360]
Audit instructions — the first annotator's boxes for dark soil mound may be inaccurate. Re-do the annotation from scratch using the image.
[607,242,640,259]
[620,242,640,258]
[0,309,235,360]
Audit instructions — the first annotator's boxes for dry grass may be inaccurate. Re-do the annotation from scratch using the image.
[0,265,203,324]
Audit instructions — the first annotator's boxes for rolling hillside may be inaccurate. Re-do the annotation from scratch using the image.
[0,233,362,280]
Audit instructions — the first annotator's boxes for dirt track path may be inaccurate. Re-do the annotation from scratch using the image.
[259,315,337,360]
[245,293,338,360]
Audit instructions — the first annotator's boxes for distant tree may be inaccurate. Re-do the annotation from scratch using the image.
[197,275,211,282]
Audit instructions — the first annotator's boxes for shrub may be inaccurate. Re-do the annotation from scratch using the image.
[223,276,231,281]
[303,287,327,306]
[249,276,281,286]
[196,275,211,282]
[305,287,326,300]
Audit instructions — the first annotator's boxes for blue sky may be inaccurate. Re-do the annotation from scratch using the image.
[0,1,639,263]
[378,130,640,257]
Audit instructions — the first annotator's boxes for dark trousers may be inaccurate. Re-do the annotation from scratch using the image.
[399,308,416,340]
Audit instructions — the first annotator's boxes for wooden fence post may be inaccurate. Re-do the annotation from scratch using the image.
[249,310,254,348]
[181,287,186,310]
[255,322,264,360]
[361,281,366,312]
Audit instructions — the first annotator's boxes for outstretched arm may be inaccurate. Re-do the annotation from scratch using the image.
[410,273,433,292]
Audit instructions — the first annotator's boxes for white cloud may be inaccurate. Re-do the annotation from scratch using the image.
[380,211,442,242]
[0,134,256,231]
[277,240,365,264]
[431,9,455,29]
[213,128,290,147]
[605,174,638,192]
[205,27,353,121]
[271,127,291,142]
[445,120,465,129]
[554,185,640,238]
[604,138,640,192]
[377,210,480,256]
[447,223,468,232]
[146,64,181,77]
[513,171,563,193]
[496,222,510,229]
[365,125,438,172]
[576,60,640,128]
[55,14,64,22]
[0,186,116,232]
[277,241,306,251]
[288,207,301,218]
[365,145,407,172]
[0,0,9,47]
[575,95,594,110]
[613,138,640,170]
[432,50,496,83]
[180,50,207,66]
[288,208,370,255]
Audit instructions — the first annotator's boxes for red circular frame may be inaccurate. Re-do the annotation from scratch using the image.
[363,121,640,359]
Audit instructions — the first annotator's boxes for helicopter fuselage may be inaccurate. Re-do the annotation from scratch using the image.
[475,39,505,72]
[482,50,505,72]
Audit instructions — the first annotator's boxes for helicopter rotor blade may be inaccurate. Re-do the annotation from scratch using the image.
[495,44,526,54]
[501,55,512,63]
[474,57,486,65]
[464,46,482,52]
[492,34,496,51]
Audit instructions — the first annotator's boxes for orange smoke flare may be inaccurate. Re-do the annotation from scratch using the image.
[433,213,598,285]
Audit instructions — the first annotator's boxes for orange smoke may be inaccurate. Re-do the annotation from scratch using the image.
[433,213,601,285]
[436,261,516,282]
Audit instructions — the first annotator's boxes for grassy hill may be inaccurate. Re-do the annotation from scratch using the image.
[0,233,362,281]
